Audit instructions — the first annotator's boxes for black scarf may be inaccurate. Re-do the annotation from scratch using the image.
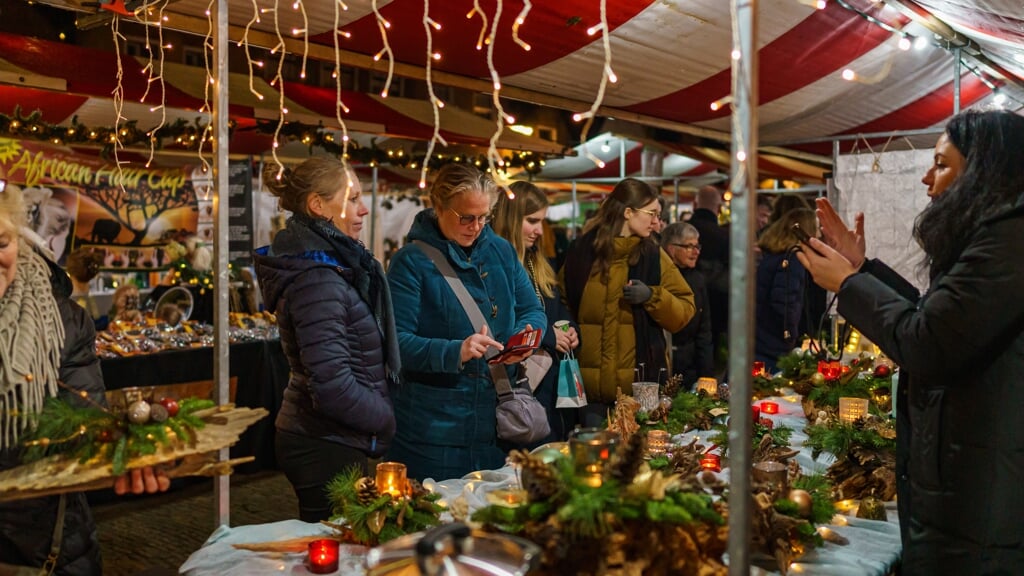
[293,214,402,388]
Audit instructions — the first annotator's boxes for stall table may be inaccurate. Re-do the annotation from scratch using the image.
[100,339,289,471]
[180,391,902,575]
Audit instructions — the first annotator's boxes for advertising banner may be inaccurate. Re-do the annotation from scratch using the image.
[0,138,199,269]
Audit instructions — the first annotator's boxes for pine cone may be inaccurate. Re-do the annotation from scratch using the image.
[608,431,645,484]
[510,450,560,502]
[408,479,428,500]
[355,477,378,505]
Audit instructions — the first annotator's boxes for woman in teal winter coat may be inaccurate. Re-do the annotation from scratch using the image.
[386,164,546,481]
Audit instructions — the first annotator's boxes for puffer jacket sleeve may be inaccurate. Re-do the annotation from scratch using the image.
[838,216,1024,382]
[288,267,395,436]
[643,249,696,333]
[387,247,465,374]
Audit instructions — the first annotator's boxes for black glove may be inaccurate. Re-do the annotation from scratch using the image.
[622,279,653,304]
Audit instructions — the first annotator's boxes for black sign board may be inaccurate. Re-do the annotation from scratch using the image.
[228,160,254,266]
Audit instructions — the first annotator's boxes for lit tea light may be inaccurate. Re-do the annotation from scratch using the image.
[695,377,718,397]
[699,453,721,472]
[760,401,779,415]
[838,397,869,425]
[307,539,339,574]
[752,361,766,377]
[646,429,670,457]
[375,461,407,498]
[570,428,619,488]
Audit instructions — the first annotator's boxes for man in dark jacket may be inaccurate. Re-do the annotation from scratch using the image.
[661,222,714,387]
[688,186,730,369]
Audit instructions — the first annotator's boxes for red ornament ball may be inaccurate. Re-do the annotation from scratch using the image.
[159,397,180,418]
[873,364,892,378]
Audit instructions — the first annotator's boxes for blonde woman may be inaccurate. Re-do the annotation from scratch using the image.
[492,181,580,442]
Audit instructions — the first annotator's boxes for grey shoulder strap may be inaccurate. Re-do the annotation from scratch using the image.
[413,240,513,396]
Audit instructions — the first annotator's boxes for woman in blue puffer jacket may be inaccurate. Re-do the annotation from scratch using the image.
[255,157,398,522]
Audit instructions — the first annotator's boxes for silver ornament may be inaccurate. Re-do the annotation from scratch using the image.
[127,400,152,424]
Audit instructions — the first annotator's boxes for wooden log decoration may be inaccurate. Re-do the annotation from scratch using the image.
[0,404,268,502]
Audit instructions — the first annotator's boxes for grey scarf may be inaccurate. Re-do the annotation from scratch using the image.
[0,248,63,450]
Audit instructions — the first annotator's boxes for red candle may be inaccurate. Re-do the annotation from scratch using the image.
[760,401,779,415]
[751,405,761,422]
[308,539,339,574]
[752,361,766,377]
[700,454,721,473]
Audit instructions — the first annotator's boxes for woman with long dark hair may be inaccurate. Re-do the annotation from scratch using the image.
[561,178,695,426]
[799,109,1024,573]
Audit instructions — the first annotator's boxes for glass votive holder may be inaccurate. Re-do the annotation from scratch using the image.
[307,538,340,574]
[838,397,870,425]
[699,453,721,473]
[760,401,779,415]
[631,381,660,412]
[752,460,788,494]
[646,429,670,457]
[570,427,620,487]
[695,377,718,397]
[374,461,407,499]
[752,361,766,377]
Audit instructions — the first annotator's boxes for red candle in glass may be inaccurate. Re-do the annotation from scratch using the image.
[308,539,339,574]
[827,361,842,380]
[752,361,766,377]
[700,454,721,473]
[751,405,761,422]
[760,401,779,415]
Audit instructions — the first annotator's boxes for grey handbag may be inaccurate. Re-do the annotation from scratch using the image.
[413,240,550,445]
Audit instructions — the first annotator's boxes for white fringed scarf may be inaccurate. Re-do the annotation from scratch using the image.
[0,248,63,451]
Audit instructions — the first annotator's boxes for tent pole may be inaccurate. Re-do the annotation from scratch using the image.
[953,48,962,114]
[673,178,680,223]
[619,139,626,180]
[728,0,758,573]
[211,0,231,529]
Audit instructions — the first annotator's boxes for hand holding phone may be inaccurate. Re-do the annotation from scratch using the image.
[792,222,823,256]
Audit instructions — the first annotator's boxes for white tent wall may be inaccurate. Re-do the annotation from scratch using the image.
[834,148,934,293]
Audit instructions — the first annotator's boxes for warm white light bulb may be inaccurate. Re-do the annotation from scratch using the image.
[993,92,1007,105]
[898,36,911,51]
[914,36,929,50]
[842,68,856,81]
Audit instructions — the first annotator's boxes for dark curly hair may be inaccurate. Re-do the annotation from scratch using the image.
[914,110,1024,278]
[65,247,104,282]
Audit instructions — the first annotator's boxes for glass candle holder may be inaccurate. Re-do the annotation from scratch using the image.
[752,460,788,494]
[699,453,721,472]
[570,428,619,488]
[760,401,779,415]
[375,461,407,499]
[631,382,660,412]
[646,429,670,457]
[752,361,766,377]
[818,360,843,381]
[838,397,870,425]
[308,539,339,574]
[695,377,718,397]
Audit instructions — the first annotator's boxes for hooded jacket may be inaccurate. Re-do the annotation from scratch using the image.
[254,215,395,456]
[385,209,546,481]
[838,203,1024,574]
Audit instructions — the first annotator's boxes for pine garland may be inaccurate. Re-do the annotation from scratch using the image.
[646,390,727,435]
[711,422,794,454]
[803,422,896,460]
[21,396,214,475]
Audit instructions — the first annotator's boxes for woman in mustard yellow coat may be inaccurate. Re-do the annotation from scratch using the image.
[562,178,695,426]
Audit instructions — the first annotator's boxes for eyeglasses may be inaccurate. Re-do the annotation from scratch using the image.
[671,243,702,251]
[449,207,490,226]
[633,207,661,218]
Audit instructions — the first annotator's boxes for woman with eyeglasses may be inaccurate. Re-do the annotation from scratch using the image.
[661,222,713,388]
[387,164,546,481]
[754,207,818,374]
[561,178,695,427]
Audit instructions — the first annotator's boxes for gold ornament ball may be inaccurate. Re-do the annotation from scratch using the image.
[788,489,813,518]
[811,372,826,386]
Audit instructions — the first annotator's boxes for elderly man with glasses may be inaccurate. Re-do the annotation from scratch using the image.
[661,222,714,388]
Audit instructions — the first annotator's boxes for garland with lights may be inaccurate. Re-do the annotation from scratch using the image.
[22,395,215,476]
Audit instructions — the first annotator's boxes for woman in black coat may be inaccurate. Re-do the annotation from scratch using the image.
[254,157,398,522]
[798,109,1024,575]
[492,181,580,443]
[661,222,714,387]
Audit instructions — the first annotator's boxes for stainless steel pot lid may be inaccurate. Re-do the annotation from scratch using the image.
[365,523,540,576]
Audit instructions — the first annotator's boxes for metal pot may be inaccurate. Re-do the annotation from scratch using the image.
[365,523,540,576]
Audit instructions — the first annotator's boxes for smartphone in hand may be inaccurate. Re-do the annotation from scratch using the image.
[488,327,542,364]
[792,223,823,255]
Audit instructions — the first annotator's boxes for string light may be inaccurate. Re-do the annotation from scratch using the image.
[333,0,353,213]
[485,0,516,194]
[110,15,129,189]
[574,0,616,168]
[270,0,288,178]
[897,35,911,51]
[197,0,215,176]
[371,0,395,98]
[294,0,309,79]
[511,0,532,52]
[241,0,266,101]
[710,95,733,111]
[419,0,448,189]
[467,1,489,51]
